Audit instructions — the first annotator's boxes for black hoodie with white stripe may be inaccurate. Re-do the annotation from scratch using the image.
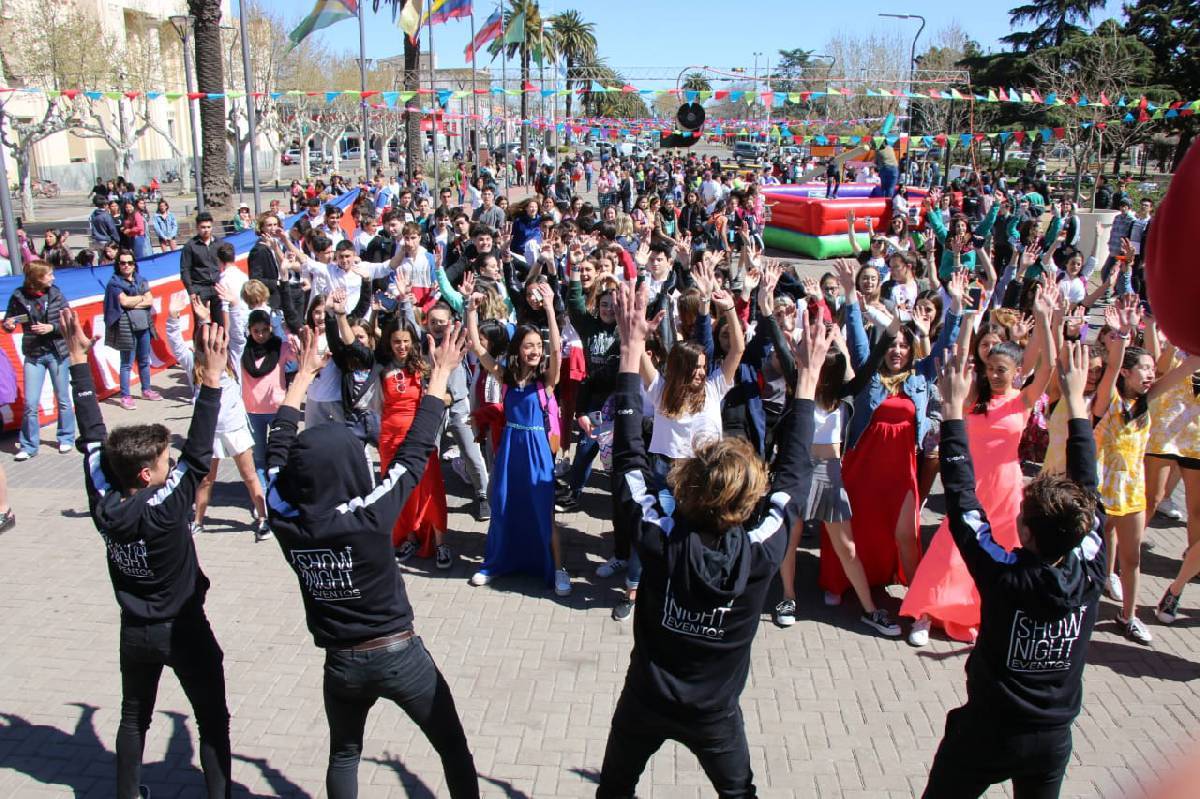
[611,372,815,719]
[73,363,219,622]
[265,395,445,649]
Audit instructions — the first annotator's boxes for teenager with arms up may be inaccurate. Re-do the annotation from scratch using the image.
[595,281,827,797]
[265,326,479,799]
[922,341,1105,799]
[65,307,233,799]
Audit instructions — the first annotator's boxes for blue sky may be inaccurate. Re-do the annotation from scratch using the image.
[257,0,1129,78]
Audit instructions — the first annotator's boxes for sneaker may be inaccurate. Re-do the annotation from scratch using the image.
[554,568,572,596]
[254,517,272,542]
[58,443,73,454]
[862,609,902,638]
[13,451,32,462]
[141,390,163,401]
[1119,615,1153,645]
[469,571,491,587]
[120,395,136,410]
[190,521,204,536]
[1106,573,1124,603]
[1156,497,1185,521]
[554,493,579,513]
[823,591,842,607]
[0,509,15,535]
[908,616,932,647]
[441,444,460,461]
[474,495,490,522]
[1157,589,1182,624]
[394,539,418,563]
[773,598,797,627]
[435,544,453,570]
[612,596,634,622]
[595,557,628,578]
[139,787,152,799]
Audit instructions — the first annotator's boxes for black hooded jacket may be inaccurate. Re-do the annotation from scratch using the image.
[611,372,815,719]
[265,394,445,648]
[73,363,219,621]
[940,414,1106,729]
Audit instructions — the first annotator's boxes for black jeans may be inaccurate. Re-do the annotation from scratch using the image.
[923,706,1073,799]
[323,635,478,799]
[117,606,231,799]
[597,690,755,798]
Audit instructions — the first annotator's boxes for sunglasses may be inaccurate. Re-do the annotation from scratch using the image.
[118,259,136,265]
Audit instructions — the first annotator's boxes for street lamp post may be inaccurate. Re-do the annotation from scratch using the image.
[168,14,205,213]
[752,51,761,127]
[238,0,262,214]
[879,12,926,133]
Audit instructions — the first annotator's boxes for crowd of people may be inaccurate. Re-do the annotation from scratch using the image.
[2,139,1196,798]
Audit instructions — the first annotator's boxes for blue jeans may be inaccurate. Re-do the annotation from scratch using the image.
[877,164,899,199]
[323,636,478,798]
[567,433,600,497]
[247,412,273,487]
[120,328,153,397]
[20,352,75,455]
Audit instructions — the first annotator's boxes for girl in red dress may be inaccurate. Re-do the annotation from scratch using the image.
[380,318,451,569]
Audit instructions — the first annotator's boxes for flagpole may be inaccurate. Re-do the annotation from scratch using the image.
[358,2,370,178]
[427,8,440,193]
[500,0,509,193]
[469,5,480,166]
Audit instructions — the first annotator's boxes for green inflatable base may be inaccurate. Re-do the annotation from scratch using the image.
[763,227,867,259]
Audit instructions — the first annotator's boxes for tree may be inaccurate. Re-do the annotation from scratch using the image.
[1002,0,1108,50]
[0,0,115,219]
[1124,0,1200,169]
[822,29,908,133]
[550,10,596,140]
[577,59,647,119]
[772,49,818,118]
[495,1,554,153]
[682,73,712,94]
[188,0,232,209]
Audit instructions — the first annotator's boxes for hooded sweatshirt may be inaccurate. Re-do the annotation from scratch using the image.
[72,362,219,621]
[611,372,815,719]
[265,394,445,648]
[940,414,1106,729]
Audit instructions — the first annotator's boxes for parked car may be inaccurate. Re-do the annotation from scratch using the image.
[732,140,767,164]
[281,148,301,165]
[341,148,379,166]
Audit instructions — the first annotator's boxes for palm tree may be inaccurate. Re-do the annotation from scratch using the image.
[188,0,231,209]
[497,0,554,153]
[373,1,421,178]
[549,10,596,140]
[682,72,712,93]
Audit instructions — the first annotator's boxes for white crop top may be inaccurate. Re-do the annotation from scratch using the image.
[813,404,843,446]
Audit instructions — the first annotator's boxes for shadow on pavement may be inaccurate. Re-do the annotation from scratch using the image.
[1086,638,1200,681]
[0,702,310,797]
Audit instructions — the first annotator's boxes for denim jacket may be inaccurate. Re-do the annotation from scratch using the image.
[842,299,961,451]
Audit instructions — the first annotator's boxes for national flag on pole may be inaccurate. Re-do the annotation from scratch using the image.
[504,11,525,44]
[288,0,358,50]
[465,9,502,62]
[421,0,472,27]
[400,0,424,39]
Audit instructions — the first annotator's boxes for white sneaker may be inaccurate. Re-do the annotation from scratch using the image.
[823,591,842,606]
[554,568,572,596]
[1106,573,1124,603]
[1119,615,1153,645]
[469,571,491,587]
[58,443,74,454]
[595,557,628,578]
[1156,497,1185,521]
[13,451,32,462]
[908,616,932,647]
[441,445,460,461]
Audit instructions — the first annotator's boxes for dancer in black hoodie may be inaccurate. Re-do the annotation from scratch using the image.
[923,340,1107,799]
[596,283,829,797]
[264,325,478,799]
[65,307,232,799]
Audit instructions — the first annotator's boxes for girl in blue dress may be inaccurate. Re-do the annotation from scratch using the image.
[466,282,570,595]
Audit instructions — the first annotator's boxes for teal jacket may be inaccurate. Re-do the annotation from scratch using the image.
[927,203,999,280]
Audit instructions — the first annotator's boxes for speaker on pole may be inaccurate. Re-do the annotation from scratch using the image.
[676,102,705,131]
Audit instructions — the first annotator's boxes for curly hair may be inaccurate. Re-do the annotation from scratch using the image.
[668,436,769,533]
[1021,473,1099,563]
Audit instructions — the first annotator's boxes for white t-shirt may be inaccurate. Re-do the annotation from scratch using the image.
[647,371,731,459]
[303,257,391,312]
[218,266,248,302]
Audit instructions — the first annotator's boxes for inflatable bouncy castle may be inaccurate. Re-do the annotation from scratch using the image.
[764,183,929,259]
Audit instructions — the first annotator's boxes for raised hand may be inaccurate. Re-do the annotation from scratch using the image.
[169,290,190,318]
[190,294,212,324]
[58,307,94,363]
[428,322,468,380]
[460,270,476,298]
[711,288,735,314]
[215,281,237,307]
[1019,242,1043,270]
[945,270,968,309]
[938,344,974,418]
[834,258,857,299]
[614,281,653,348]
[1058,340,1089,412]
[195,321,230,389]
[328,288,348,316]
[295,327,329,377]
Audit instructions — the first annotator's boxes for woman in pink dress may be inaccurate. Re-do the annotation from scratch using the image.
[901,287,1058,645]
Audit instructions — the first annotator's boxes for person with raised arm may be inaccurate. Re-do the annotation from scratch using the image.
[594,282,826,796]
[65,306,233,799]
[264,325,479,799]
[921,340,1106,798]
